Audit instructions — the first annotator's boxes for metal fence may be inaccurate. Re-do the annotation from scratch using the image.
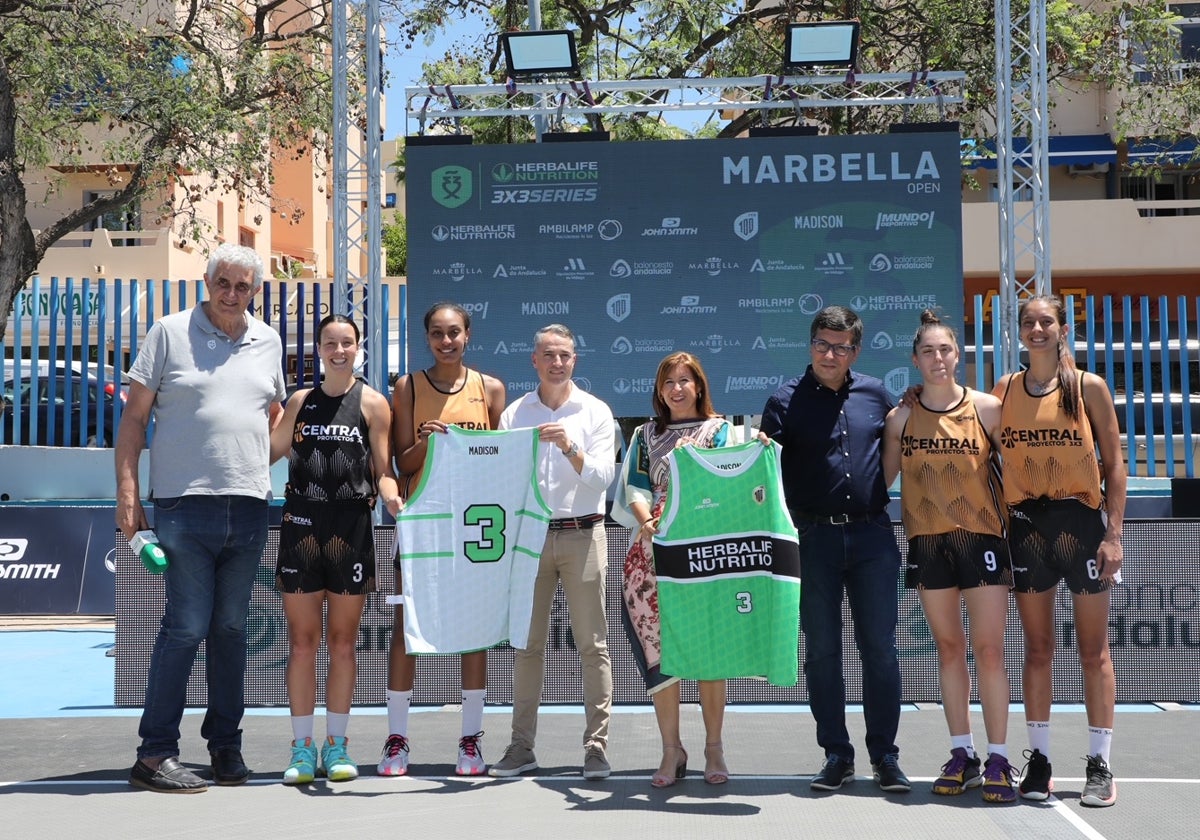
[2,279,1197,479]
[1,277,402,449]
[966,294,1199,479]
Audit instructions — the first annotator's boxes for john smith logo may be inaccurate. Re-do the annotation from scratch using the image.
[0,539,29,561]
[432,165,472,209]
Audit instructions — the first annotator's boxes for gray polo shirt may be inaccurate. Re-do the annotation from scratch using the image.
[129,304,285,500]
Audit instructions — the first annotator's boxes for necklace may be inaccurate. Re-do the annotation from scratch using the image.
[1025,370,1058,396]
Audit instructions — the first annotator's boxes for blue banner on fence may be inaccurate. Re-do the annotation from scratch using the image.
[0,506,115,614]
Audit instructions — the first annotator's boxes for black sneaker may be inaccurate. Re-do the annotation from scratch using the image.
[810,755,855,791]
[1081,755,1116,807]
[872,754,911,793]
[1018,748,1053,801]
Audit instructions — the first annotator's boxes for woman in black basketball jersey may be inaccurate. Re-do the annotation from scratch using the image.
[269,314,402,784]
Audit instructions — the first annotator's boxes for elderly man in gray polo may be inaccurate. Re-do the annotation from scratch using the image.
[116,243,285,793]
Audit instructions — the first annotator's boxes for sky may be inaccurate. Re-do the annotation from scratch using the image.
[384,16,489,140]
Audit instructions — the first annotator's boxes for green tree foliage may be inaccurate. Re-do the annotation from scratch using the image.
[383,211,408,276]
[0,0,335,342]
[394,1,1194,147]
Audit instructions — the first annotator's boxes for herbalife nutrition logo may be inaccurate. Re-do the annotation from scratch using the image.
[432,165,472,209]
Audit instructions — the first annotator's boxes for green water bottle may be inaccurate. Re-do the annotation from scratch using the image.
[130,530,169,574]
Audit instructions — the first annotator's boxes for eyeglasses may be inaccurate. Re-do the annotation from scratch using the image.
[213,277,255,297]
[810,338,858,358]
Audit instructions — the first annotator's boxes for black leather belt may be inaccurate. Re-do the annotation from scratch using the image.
[791,510,879,526]
[548,513,605,531]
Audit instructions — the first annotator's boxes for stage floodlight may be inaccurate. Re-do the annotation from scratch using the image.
[500,30,580,79]
[784,21,860,72]
[543,130,611,143]
[405,134,473,146]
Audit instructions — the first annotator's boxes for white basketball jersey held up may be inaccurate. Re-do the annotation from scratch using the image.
[396,426,550,653]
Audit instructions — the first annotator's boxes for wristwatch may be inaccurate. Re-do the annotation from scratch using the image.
[564,441,580,458]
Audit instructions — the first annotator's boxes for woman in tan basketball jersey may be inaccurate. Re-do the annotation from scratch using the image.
[992,295,1125,808]
[379,301,506,777]
[884,311,1016,803]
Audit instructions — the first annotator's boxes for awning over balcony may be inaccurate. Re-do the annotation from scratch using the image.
[1126,137,1199,166]
[964,134,1117,169]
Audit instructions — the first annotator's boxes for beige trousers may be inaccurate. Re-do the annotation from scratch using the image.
[509,526,612,752]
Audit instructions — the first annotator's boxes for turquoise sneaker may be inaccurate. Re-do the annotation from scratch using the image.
[283,738,317,785]
[321,736,359,782]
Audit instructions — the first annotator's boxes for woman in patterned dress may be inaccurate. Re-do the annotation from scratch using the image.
[616,352,732,787]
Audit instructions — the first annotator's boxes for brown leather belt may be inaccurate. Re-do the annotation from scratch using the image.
[547,513,605,531]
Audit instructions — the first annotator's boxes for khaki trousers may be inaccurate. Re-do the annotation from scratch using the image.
[510,526,612,751]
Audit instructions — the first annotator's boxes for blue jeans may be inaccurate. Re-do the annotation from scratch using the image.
[797,512,902,765]
[137,495,269,760]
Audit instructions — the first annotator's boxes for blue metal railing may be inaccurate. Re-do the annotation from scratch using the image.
[2,277,405,448]
[3,283,1195,479]
[969,293,1198,479]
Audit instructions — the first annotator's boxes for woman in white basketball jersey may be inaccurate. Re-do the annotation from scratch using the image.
[380,302,506,777]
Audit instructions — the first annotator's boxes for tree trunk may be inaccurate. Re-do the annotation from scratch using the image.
[0,51,41,346]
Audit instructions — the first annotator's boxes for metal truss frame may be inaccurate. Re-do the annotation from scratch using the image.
[332,0,385,393]
[403,72,967,131]
[333,2,1045,380]
[995,0,1051,373]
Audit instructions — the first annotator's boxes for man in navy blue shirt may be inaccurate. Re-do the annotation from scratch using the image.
[759,304,908,794]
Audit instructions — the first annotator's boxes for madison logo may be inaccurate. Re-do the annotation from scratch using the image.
[432,165,472,208]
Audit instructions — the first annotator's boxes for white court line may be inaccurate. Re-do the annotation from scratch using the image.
[1049,797,1112,840]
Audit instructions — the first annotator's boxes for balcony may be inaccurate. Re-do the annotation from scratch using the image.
[33,228,205,283]
[963,198,1200,278]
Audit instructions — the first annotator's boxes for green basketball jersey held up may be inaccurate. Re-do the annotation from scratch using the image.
[653,439,801,686]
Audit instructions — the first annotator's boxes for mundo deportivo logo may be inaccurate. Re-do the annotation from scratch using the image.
[432,165,472,208]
